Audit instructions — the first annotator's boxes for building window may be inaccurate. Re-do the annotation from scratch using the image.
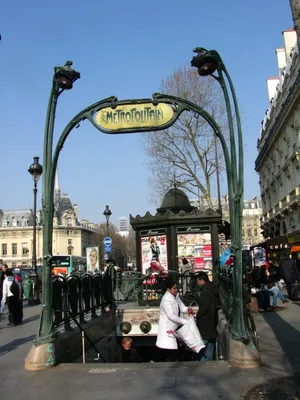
[12,231,17,237]
[68,248,72,255]
[2,220,8,227]
[247,229,251,237]
[12,262,17,268]
[68,239,72,245]
[23,231,27,237]
[67,218,73,227]
[251,203,255,209]
[254,229,258,236]
[2,244,7,256]
[22,244,29,255]
[247,221,251,227]
[2,232,6,238]
[12,243,17,255]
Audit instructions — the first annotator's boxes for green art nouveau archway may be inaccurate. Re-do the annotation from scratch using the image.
[25,49,249,370]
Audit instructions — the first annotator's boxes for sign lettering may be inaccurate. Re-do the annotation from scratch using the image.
[94,103,174,132]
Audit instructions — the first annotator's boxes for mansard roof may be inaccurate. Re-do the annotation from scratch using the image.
[0,209,35,228]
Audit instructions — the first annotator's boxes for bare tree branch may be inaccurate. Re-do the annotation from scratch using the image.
[141,65,229,209]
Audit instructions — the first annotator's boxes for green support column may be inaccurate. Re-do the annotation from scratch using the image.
[25,62,80,371]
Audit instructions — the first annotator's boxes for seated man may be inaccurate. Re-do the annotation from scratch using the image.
[268,282,288,308]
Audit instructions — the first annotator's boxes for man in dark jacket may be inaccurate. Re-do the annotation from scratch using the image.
[280,257,300,300]
[195,271,218,361]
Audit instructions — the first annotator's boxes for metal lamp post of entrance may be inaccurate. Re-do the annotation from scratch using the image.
[28,156,43,305]
[191,48,247,342]
[25,62,80,370]
[103,205,112,237]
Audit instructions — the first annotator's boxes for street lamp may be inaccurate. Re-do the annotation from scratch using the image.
[191,48,247,342]
[103,205,112,237]
[28,156,43,305]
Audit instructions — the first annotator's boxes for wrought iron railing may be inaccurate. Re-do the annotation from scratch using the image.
[51,267,226,333]
[217,250,253,324]
[115,269,209,306]
[52,272,106,331]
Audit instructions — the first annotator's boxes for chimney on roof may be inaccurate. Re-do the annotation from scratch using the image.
[276,47,286,78]
[73,203,78,218]
[266,76,279,102]
[283,28,297,59]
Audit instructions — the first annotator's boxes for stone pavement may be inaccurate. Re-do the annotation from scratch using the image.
[0,300,300,400]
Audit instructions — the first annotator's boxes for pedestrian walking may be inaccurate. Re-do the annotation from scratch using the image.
[102,260,116,310]
[280,256,300,300]
[1,269,22,325]
[0,264,8,306]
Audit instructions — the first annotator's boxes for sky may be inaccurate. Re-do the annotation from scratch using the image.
[0,0,294,227]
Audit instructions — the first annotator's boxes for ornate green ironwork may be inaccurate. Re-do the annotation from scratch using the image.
[33,47,248,358]
[191,47,247,342]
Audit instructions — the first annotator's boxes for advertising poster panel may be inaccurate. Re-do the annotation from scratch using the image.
[177,233,212,272]
[140,235,168,275]
[253,247,266,267]
[86,246,100,273]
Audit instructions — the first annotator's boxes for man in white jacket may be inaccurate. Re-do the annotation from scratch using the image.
[156,277,193,361]
[2,269,22,325]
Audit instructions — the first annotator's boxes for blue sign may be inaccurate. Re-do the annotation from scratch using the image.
[103,237,112,246]
[104,244,111,253]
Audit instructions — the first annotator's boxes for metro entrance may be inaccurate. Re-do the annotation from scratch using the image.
[25,48,257,370]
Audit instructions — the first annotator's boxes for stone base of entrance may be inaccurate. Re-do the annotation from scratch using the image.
[217,310,261,369]
[24,311,116,371]
[25,342,56,371]
[228,337,261,368]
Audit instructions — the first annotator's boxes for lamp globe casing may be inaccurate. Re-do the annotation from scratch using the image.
[56,76,73,90]
[28,156,43,182]
[103,205,112,222]
[120,322,132,334]
[197,58,218,76]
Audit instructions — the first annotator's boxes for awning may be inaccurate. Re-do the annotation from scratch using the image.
[290,245,300,253]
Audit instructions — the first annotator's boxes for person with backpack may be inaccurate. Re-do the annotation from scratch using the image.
[1,269,22,325]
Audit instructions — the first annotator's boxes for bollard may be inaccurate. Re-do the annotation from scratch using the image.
[82,331,86,364]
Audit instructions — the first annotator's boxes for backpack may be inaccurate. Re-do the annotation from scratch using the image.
[10,279,19,297]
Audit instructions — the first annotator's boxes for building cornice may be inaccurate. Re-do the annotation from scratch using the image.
[256,47,300,170]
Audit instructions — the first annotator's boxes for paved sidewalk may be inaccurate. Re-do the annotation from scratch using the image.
[0,301,299,399]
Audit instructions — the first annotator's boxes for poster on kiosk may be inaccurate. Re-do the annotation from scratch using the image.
[140,235,168,275]
[177,232,212,273]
